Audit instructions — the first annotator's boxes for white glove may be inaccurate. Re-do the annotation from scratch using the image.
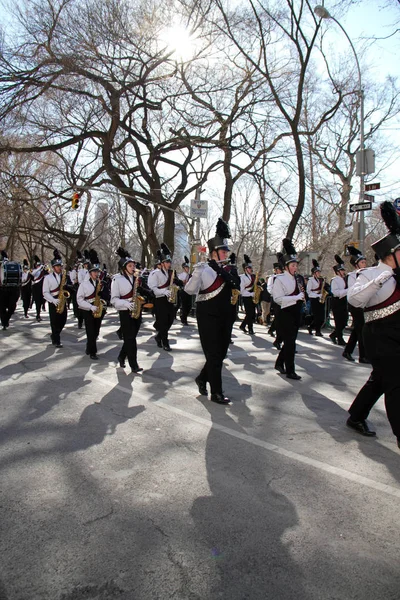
[250,292,255,297]
[91,305,97,313]
[53,299,60,306]
[375,271,392,287]
[128,302,135,311]
[297,292,305,301]
[164,289,171,298]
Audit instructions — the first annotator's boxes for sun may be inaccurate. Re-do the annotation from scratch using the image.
[161,23,196,62]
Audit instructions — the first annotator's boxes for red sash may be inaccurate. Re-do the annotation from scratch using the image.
[199,275,225,295]
[365,284,400,312]
[85,291,96,300]
[50,286,60,296]
[245,274,255,290]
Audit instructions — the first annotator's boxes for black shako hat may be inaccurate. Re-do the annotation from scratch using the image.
[83,249,90,265]
[207,218,231,253]
[229,252,237,265]
[23,258,29,270]
[273,261,282,270]
[33,254,41,267]
[242,254,252,270]
[51,248,63,267]
[181,255,190,268]
[88,249,101,272]
[116,246,135,270]
[311,259,321,274]
[158,243,172,263]
[281,238,298,265]
[1,250,9,262]
[347,245,366,267]
[371,201,400,259]
[333,254,345,274]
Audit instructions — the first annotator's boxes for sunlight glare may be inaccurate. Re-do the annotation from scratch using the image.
[161,23,196,61]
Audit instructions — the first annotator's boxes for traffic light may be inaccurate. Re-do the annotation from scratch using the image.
[72,192,80,210]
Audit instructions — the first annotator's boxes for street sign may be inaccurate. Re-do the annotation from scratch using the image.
[394,198,400,216]
[364,193,375,202]
[349,202,372,213]
[190,199,208,219]
[365,182,380,191]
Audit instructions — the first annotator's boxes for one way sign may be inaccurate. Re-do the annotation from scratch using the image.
[349,202,372,213]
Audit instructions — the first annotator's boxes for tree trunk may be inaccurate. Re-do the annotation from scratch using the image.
[286,133,306,240]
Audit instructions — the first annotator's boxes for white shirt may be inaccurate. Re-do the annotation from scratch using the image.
[77,278,98,311]
[240,273,255,298]
[347,262,396,309]
[148,268,170,298]
[32,266,45,284]
[111,273,135,311]
[306,275,322,299]
[178,270,190,284]
[69,269,78,285]
[43,272,61,304]
[272,272,301,309]
[267,275,275,297]
[78,268,90,284]
[185,263,219,297]
[21,271,31,285]
[331,275,348,299]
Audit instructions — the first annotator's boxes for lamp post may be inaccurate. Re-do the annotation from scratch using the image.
[314,5,366,253]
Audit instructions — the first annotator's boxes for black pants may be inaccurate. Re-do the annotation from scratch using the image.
[32,282,44,318]
[48,302,67,345]
[154,296,175,345]
[118,311,141,369]
[349,315,400,438]
[83,310,102,355]
[0,287,20,328]
[344,305,366,358]
[71,287,79,319]
[21,284,32,316]
[180,290,192,323]
[309,298,325,334]
[331,297,348,341]
[242,296,256,332]
[196,288,232,395]
[275,303,301,375]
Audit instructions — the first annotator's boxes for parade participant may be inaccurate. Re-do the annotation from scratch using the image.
[111,247,144,373]
[272,239,305,380]
[77,250,106,360]
[185,218,240,404]
[42,249,68,348]
[329,255,348,346]
[77,251,90,328]
[239,254,256,335]
[228,252,240,339]
[21,259,32,318]
[267,262,283,344]
[306,259,326,337]
[31,255,46,322]
[148,243,182,351]
[0,250,21,330]
[346,201,400,445]
[260,276,272,326]
[342,246,369,363]
[177,256,192,325]
[68,255,80,320]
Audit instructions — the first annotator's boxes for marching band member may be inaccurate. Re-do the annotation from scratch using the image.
[178,256,192,325]
[68,256,80,320]
[267,262,284,348]
[185,218,240,404]
[77,251,90,328]
[111,247,144,373]
[77,250,106,360]
[31,255,46,322]
[21,259,32,318]
[272,239,304,380]
[342,246,369,363]
[148,243,182,351]
[306,259,325,337]
[0,250,21,330]
[239,254,256,335]
[346,201,400,445]
[329,255,348,346]
[42,249,67,348]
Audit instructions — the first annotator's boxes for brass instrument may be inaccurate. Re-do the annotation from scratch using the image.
[93,280,107,319]
[294,274,306,305]
[231,289,240,305]
[252,271,262,305]
[319,278,329,304]
[56,270,70,314]
[130,270,146,319]
[168,269,179,305]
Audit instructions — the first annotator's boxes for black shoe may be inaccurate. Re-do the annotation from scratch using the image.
[163,344,172,351]
[315,331,323,337]
[195,376,208,396]
[273,340,281,350]
[155,334,162,348]
[181,320,189,326]
[249,330,255,335]
[239,324,247,333]
[275,364,286,374]
[211,393,231,405]
[55,343,63,348]
[342,351,355,362]
[286,372,301,380]
[346,417,376,437]
[337,338,346,347]
[131,367,143,373]
[359,357,371,364]
[90,354,98,360]
[36,317,42,322]
[267,328,273,336]
[25,314,29,318]
[78,323,83,329]
[116,330,123,340]
[118,360,126,368]
[329,333,337,344]
[307,327,313,335]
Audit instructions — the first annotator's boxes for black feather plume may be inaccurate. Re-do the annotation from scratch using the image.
[89,248,100,264]
[33,254,41,263]
[312,259,319,268]
[103,263,107,270]
[347,245,362,258]
[161,242,171,256]
[380,201,400,234]
[156,250,162,260]
[1,250,8,259]
[334,254,344,265]
[282,238,296,255]
[184,255,189,264]
[215,218,231,240]
[76,250,83,259]
[276,252,284,263]
[84,249,90,260]
[53,248,61,260]
[23,258,29,267]
[243,254,251,265]
[229,252,236,265]
[116,246,129,259]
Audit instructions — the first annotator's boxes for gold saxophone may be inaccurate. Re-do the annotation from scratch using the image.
[231,289,240,305]
[56,270,70,314]
[319,278,329,304]
[130,270,146,319]
[168,269,179,305]
[93,280,107,318]
[252,271,262,305]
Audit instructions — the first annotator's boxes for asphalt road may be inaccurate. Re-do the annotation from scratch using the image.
[1,305,399,600]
